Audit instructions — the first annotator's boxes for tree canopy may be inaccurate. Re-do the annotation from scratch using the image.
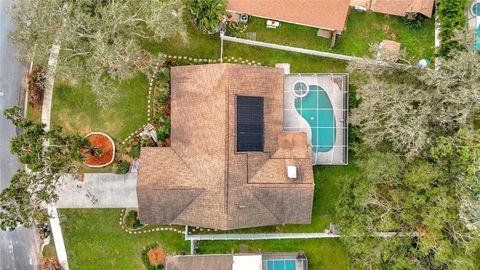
[8,0,186,102]
[0,107,87,230]
[337,129,480,269]
[348,43,480,159]
[340,38,480,269]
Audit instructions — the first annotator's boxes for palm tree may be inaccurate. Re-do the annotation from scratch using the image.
[186,0,227,34]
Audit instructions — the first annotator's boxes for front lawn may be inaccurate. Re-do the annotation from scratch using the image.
[232,10,435,62]
[51,73,149,141]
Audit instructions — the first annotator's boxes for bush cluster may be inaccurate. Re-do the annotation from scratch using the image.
[402,12,425,29]
[141,243,164,270]
[128,145,141,159]
[124,210,143,229]
[437,0,469,56]
[113,160,130,174]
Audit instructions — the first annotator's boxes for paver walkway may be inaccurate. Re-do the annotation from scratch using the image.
[56,173,138,208]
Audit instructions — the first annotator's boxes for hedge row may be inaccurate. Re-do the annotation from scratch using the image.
[437,0,469,56]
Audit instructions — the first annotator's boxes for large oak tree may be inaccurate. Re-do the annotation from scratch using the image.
[9,0,186,103]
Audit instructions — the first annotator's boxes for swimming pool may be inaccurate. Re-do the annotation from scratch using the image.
[472,2,480,16]
[294,84,335,153]
[477,26,480,50]
[266,259,296,270]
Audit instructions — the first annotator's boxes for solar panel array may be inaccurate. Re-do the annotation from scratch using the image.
[236,96,264,152]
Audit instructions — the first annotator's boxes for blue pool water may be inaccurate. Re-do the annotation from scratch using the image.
[473,3,480,16]
[477,27,480,51]
[294,85,335,152]
[267,260,296,270]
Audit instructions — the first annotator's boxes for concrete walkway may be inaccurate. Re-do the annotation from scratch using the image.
[56,173,138,208]
[41,35,69,270]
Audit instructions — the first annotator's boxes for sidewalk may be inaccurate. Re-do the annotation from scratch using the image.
[41,38,69,270]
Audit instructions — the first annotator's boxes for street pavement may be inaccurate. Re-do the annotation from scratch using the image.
[0,0,39,269]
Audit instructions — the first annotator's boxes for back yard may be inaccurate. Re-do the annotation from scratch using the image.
[231,10,435,62]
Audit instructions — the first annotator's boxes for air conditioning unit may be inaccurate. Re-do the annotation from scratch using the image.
[240,14,249,23]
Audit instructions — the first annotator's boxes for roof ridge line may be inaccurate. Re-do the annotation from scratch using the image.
[250,189,282,224]
[169,147,208,190]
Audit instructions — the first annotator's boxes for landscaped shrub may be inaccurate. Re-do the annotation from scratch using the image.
[112,160,130,174]
[437,0,469,56]
[124,210,143,229]
[402,12,425,29]
[156,118,171,142]
[128,145,141,159]
[186,0,227,34]
[141,243,164,270]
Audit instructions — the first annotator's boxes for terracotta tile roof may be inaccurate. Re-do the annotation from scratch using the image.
[137,64,314,230]
[370,0,435,17]
[227,0,350,31]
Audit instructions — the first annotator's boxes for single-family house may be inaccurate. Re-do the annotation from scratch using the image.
[136,64,315,230]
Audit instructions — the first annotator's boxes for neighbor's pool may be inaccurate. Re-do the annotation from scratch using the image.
[294,85,335,153]
[267,260,296,270]
[477,27,480,50]
[473,2,480,16]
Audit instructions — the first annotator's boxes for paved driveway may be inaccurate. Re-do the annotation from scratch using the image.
[56,173,138,208]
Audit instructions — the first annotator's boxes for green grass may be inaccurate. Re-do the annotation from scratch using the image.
[59,209,189,270]
[60,209,355,270]
[198,239,354,270]
[51,73,148,141]
[42,237,57,258]
[244,11,434,61]
[231,10,435,62]
[143,16,348,73]
[26,104,41,122]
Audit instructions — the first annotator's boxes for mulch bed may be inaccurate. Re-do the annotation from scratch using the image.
[147,245,166,266]
[83,133,114,167]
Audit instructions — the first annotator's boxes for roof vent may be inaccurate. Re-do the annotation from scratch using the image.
[287,166,297,179]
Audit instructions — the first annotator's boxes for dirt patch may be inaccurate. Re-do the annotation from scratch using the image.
[147,245,166,266]
[83,133,115,167]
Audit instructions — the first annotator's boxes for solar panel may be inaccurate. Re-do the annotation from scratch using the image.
[236,96,264,152]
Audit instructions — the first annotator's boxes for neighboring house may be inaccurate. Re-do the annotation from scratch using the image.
[226,0,350,37]
[136,64,315,230]
[166,252,308,270]
[354,0,435,17]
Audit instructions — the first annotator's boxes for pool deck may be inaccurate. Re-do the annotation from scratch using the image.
[283,73,348,165]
